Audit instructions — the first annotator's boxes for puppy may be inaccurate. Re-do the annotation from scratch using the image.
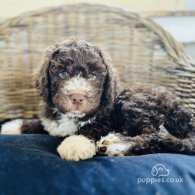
[1,39,195,161]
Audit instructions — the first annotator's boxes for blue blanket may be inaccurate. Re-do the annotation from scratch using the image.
[0,134,194,195]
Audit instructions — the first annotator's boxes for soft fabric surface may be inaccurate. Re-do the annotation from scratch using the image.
[0,135,194,195]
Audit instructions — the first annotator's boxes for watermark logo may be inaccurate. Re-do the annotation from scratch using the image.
[151,164,169,177]
[137,163,184,185]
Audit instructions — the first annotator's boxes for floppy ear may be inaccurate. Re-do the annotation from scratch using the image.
[35,45,57,105]
[97,48,117,110]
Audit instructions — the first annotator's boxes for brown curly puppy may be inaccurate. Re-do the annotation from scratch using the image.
[1,39,195,161]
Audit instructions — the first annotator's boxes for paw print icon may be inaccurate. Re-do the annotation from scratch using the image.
[151,164,170,177]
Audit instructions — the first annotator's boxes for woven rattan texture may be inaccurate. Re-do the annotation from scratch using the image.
[0,4,195,120]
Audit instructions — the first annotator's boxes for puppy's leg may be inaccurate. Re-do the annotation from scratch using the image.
[57,135,96,161]
[97,127,195,156]
[96,132,146,156]
[1,119,45,135]
[153,125,195,154]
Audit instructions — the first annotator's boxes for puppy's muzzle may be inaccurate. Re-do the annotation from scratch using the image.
[69,93,86,108]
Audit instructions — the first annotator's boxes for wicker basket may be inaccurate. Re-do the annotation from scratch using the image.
[0,3,195,120]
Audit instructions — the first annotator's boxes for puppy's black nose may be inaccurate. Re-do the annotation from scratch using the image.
[70,94,85,106]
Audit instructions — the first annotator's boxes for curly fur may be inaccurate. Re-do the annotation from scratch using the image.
[2,39,195,160]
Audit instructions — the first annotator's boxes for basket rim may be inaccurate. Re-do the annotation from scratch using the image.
[0,3,195,70]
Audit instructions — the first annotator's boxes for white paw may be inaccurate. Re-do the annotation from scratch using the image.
[57,135,96,161]
[1,119,23,135]
[105,143,131,156]
[97,133,121,145]
[97,133,133,156]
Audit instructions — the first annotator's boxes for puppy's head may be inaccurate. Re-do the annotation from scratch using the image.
[36,39,116,117]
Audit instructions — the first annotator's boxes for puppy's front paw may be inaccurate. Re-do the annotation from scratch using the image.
[97,133,133,156]
[1,119,23,135]
[57,135,96,161]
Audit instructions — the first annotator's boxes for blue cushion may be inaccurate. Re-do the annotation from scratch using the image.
[0,134,194,195]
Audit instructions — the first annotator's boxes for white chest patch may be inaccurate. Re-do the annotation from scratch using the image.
[41,115,79,137]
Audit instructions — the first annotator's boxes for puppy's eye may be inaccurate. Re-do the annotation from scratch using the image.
[59,71,70,79]
[88,72,97,80]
